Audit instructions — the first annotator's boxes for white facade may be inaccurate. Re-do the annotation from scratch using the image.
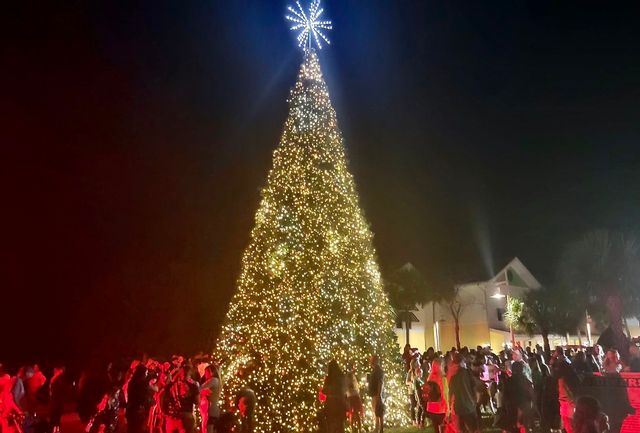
[394,258,546,352]
[394,257,640,353]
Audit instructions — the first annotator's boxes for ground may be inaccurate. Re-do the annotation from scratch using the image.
[387,427,436,433]
[387,421,501,433]
[63,413,502,433]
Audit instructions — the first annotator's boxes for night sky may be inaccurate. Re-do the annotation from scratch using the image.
[4,1,640,363]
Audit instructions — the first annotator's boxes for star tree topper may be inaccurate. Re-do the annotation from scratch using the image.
[286,0,332,50]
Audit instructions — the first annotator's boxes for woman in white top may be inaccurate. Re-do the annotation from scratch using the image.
[345,364,363,433]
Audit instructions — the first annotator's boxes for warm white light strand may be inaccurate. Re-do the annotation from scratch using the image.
[215,49,407,433]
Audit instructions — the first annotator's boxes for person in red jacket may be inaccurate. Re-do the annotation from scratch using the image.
[424,358,448,433]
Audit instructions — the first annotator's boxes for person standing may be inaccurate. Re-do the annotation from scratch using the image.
[424,358,447,433]
[539,358,560,433]
[402,345,413,372]
[572,396,609,433]
[162,364,199,433]
[85,365,124,433]
[553,348,579,433]
[602,350,622,374]
[405,364,417,426]
[49,365,67,433]
[11,367,34,414]
[628,344,640,372]
[25,365,46,413]
[368,355,385,433]
[1,364,23,433]
[448,353,480,433]
[585,348,601,373]
[412,367,426,428]
[345,364,363,433]
[236,387,256,433]
[126,364,153,433]
[323,360,347,433]
[200,365,222,433]
[511,350,532,384]
[504,361,535,433]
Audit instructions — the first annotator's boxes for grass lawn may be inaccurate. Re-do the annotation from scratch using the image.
[386,422,500,433]
[387,429,499,433]
[386,427,435,433]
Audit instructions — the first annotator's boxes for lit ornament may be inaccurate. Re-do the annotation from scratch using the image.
[286,0,332,50]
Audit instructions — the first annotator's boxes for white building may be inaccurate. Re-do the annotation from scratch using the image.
[394,257,640,353]
[395,258,568,352]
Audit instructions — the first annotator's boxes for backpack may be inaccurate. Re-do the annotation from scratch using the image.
[422,380,441,402]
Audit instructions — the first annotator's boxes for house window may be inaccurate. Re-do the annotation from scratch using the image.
[497,308,505,322]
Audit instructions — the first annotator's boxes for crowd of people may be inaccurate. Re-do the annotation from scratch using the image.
[2,342,638,433]
[400,341,638,433]
[0,355,255,433]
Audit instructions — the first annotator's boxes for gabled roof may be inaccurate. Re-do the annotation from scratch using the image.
[489,257,541,289]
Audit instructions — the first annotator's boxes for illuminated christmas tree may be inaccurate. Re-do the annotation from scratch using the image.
[215,3,406,432]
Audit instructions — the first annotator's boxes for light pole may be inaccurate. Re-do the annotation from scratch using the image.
[432,302,441,352]
[586,310,593,346]
[492,281,516,348]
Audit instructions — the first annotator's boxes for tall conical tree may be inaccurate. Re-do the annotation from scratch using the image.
[215,50,405,433]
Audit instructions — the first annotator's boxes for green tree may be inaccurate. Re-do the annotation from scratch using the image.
[560,230,640,336]
[506,286,583,356]
[385,263,430,311]
[385,263,430,346]
[215,50,406,432]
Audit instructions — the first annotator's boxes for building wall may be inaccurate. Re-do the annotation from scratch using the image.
[438,321,491,351]
[394,326,429,352]
[395,268,540,352]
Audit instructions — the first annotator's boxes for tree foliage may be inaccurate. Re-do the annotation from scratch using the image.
[559,230,640,327]
[385,263,430,311]
[506,286,584,354]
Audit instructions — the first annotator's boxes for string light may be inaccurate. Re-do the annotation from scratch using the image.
[215,50,408,432]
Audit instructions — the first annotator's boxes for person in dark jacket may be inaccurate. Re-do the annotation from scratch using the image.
[323,360,347,433]
[86,364,125,433]
[236,387,256,433]
[448,353,479,433]
[503,361,535,433]
[538,360,559,433]
[368,355,385,433]
[163,364,199,433]
[126,364,153,433]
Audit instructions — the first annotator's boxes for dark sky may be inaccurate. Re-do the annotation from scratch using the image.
[4,1,640,363]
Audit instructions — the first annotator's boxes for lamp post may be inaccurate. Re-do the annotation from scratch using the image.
[432,302,441,353]
[586,310,593,346]
[492,281,516,348]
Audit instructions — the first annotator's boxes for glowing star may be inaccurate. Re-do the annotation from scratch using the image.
[286,0,332,50]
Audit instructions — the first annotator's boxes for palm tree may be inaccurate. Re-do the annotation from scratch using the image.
[385,263,430,345]
[559,230,640,336]
[507,286,584,356]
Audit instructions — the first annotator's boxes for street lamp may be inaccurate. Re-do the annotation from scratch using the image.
[491,287,506,299]
[492,281,515,348]
[586,311,593,346]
